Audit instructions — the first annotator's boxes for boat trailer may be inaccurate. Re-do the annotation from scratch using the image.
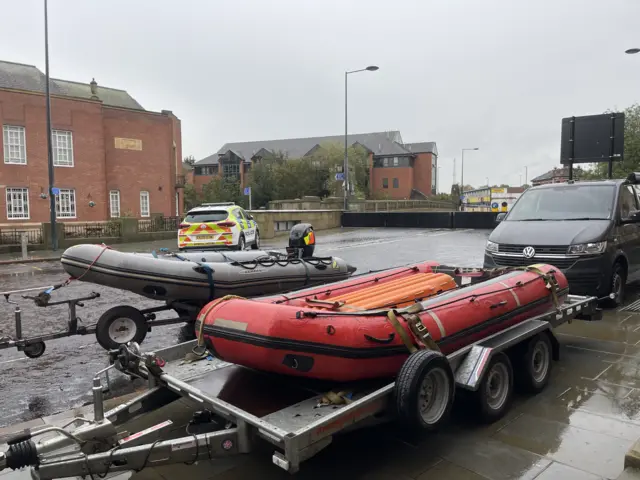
[0,285,198,358]
[0,293,602,479]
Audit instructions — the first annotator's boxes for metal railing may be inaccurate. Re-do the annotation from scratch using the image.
[175,175,186,188]
[360,199,456,212]
[63,222,122,239]
[138,216,181,233]
[0,228,44,245]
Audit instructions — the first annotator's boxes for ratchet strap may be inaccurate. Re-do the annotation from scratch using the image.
[175,255,216,301]
[520,264,561,310]
[386,310,418,354]
[318,390,353,406]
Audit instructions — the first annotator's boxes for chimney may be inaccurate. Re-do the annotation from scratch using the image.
[90,78,98,100]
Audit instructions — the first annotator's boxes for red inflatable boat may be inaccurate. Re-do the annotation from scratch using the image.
[197,262,568,382]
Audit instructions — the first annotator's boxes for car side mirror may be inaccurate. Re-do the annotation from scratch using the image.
[623,210,640,224]
[247,214,254,220]
[496,212,507,223]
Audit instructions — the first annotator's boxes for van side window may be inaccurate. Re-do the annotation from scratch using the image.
[619,185,638,220]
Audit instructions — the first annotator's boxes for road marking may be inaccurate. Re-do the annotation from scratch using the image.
[0,357,28,366]
[32,266,42,271]
[323,229,475,252]
[418,228,474,236]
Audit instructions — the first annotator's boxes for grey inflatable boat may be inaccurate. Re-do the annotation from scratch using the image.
[60,244,356,302]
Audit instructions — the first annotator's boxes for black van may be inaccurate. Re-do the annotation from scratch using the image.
[483,173,640,306]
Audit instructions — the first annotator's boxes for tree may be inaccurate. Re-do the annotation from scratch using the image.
[201,177,245,207]
[581,104,640,179]
[183,155,196,167]
[244,142,371,209]
[183,184,198,211]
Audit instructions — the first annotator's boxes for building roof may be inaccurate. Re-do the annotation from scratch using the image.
[196,131,437,166]
[0,60,144,110]
[403,142,438,156]
[531,166,584,183]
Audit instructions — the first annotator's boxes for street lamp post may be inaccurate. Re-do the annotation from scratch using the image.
[344,65,378,211]
[44,0,57,250]
[460,147,479,194]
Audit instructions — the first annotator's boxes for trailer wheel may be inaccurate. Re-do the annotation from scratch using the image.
[513,333,552,394]
[394,349,455,432]
[96,306,148,350]
[23,341,46,359]
[474,352,513,423]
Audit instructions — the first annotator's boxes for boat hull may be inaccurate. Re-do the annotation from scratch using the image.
[200,263,569,382]
[61,244,355,303]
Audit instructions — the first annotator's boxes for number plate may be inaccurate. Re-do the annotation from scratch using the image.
[195,235,216,240]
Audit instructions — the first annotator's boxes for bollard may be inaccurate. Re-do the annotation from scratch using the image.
[20,233,27,260]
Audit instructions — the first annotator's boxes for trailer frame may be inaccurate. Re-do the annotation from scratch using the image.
[0,293,601,479]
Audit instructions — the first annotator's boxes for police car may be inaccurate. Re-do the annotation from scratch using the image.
[178,202,259,250]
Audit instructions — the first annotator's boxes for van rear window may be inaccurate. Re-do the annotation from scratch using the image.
[184,210,229,223]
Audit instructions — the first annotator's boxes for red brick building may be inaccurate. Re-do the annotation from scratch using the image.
[0,60,183,225]
[530,166,584,186]
[192,131,438,200]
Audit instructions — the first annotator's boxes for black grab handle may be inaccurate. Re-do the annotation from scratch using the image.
[364,333,396,344]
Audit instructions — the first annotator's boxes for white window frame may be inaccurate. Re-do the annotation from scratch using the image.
[110,190,121,218]
[5,187,30,219]
[140,191,150,217]
[3,125,27,165]
[52,130,74,167]
[382,157,389,167]
[55,188,76,219]
[393,157,399,166]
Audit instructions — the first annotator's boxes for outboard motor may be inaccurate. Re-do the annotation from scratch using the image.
[287,223,315,259]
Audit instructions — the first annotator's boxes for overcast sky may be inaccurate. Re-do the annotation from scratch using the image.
[2,0,640,192]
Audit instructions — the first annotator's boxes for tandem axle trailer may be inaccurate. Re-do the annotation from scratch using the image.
[0,294,601,479]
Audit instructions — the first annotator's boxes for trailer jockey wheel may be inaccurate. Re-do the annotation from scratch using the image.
[512,332,553,394]
[394,350,455,432]
[474,352,514,423]
[96,306,148,351]
[23,341,46,359]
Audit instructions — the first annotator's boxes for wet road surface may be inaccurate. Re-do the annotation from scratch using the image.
[2,227,638,479]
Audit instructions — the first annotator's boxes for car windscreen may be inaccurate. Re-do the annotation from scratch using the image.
[506,184,616,221]
[184,210,229,223]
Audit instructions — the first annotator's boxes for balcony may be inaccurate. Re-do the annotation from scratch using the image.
[175,175,186,189]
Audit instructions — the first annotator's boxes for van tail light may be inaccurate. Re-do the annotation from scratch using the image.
[217,221,236,228]
[179,223,189,229]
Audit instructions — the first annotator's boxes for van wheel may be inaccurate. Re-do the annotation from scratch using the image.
[604,261,626,308]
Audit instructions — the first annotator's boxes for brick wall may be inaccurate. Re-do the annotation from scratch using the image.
[0,90,108,222]
[412,152,434,196]
[0,89,181,223]
[371,166,413,199]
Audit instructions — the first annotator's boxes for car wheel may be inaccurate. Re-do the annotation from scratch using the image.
[237,234,246,251]
[251,230,260,250]
[604,261,626,308]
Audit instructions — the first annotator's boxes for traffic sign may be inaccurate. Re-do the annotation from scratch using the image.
[243,187,251,196]
[51,187,60,196]
[335,172,345,181]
